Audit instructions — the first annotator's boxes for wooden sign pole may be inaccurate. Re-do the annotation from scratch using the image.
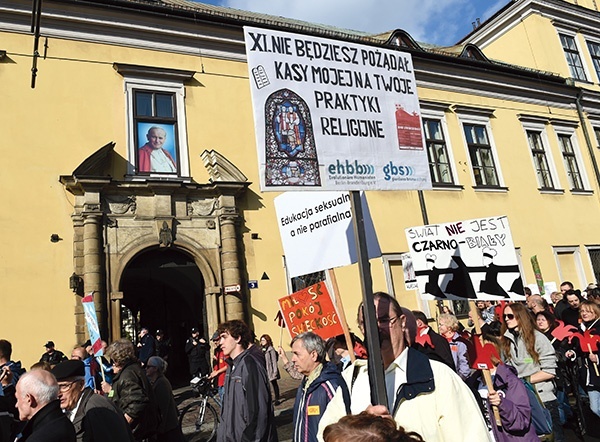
[327,268,355,363]
[469,301,502,426]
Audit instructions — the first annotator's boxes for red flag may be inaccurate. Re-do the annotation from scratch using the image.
[551,320,578,342]
[274,310,285,328]
[574,329,600,353]
[470,334,501,370]
[415,330,434,348]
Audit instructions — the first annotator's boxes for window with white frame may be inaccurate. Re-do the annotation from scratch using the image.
[553,246,585,289]
[559,33,587,81]
[422,118,455,186]
[115,63,192,179]
[526,130,555,190]
[463,123,500,187]
[588,41,600,81]
[557,133,585,191]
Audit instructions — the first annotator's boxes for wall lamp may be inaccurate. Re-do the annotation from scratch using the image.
[69,273,83,295]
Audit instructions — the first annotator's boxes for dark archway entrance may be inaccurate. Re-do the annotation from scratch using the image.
[120,248,206,387]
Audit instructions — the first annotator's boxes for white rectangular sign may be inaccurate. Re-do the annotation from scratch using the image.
[405,216,525,301]
[276,191,381,278]
[244,26,432,192]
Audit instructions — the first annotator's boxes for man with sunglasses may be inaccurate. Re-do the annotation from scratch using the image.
[318,292,490,442]
[51,360,133,442]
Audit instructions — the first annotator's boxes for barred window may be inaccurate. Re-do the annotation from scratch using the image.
[527,131,554,189]
[588,41,600,81]
[558,134,584,190]
[463,124,499,187]
[423,118,454,185]
[560,34,587,81]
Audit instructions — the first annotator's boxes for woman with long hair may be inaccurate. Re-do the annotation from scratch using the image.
[260,334,281,405]
[501,303,562,441]
[566,301,600,419]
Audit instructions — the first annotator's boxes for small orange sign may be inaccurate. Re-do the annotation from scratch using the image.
[278,282,343,340]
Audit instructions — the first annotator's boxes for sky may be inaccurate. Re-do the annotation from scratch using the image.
[196,0,509,46]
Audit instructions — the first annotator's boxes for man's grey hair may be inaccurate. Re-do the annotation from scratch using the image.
[148,356,168,375]
[291,332,326,363]
[18,369,59,405]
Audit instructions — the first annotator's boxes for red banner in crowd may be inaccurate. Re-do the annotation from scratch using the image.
[278,281,343,339]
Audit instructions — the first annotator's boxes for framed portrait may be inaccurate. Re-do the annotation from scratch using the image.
[136,122,178,174]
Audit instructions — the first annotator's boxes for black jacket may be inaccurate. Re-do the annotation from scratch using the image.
[184,337,209,376]
[217,348,278,442]
[17,400,76,442]
[412,328,456,372]
[72,387,133,442]
[109,361,159,441]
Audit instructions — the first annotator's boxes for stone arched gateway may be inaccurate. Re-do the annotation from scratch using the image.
[60,143,250,346]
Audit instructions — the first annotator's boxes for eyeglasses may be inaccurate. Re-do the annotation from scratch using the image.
[58,382,77,392]
[503,313,515,320]
[376,316,399,326]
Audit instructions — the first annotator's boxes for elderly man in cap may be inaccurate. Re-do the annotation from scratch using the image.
[14,368,76,441]
[185,327,209,378]
[39,342,67,367]
[51,359,132,442]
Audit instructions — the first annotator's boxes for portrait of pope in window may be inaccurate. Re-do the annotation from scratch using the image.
[137,123,178,174]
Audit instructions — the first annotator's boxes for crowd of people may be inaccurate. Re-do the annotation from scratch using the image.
[2,280,600,442]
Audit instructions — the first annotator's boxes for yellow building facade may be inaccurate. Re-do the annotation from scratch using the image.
[1,0,599,377]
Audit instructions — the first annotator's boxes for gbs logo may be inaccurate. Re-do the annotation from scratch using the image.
[328,159,375,175]
[383,162,414,180]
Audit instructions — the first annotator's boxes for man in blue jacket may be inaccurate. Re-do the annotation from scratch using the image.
[291,332,349,442]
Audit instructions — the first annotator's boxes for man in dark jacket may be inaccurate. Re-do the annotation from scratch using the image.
[291,332,349,442]
[216,320,277,442]
[101,339,159,442]
[51,360,133,442]
[14,368,76,441]
[185,328,210,377]
[39,342,67,367]
[412,310,456,372]
[137,328,156,368]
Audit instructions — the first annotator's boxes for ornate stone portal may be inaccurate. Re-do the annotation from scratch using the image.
[60,144,249,343]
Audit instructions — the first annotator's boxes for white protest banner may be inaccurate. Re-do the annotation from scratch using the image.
[275,191,381,278]
[405,216,525,301]
[244,26,432,192]
[81,293,103,356]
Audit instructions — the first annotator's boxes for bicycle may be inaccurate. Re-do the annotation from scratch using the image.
[179,376,222,442]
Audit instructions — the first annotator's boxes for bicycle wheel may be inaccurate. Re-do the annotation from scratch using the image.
[179,400,219,442]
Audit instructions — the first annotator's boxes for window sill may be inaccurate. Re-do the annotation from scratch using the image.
[570,189,594,195]
[472,186,508,192]
[538,188,565,194]
[431,184,464,191]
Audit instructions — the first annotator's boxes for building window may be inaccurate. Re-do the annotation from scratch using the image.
[133,90,180,175]
[423,118,454,185]
[463,123,499,187]
[588,41,600,81]
[290,270,325,293]
[558,134,584,190]
[527,130,554,189]
[115,63,194,179]
[560,34,587,80]
[594,127,600,148]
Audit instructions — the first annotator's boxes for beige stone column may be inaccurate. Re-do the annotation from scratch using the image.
[82,212,105,335]
[220,214,244,320]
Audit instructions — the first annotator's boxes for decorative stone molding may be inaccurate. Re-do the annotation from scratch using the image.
[201,150,249,182]
[103,195,137,215]
[187,199,218,216]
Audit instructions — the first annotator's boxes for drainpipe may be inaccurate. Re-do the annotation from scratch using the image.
[573,87,600,190]
[417,190,429,225]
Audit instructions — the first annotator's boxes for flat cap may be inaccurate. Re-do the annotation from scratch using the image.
[51,360,85,381]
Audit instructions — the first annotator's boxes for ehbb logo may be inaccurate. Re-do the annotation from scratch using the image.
[328,159,375,175]
[383,161,414,180]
